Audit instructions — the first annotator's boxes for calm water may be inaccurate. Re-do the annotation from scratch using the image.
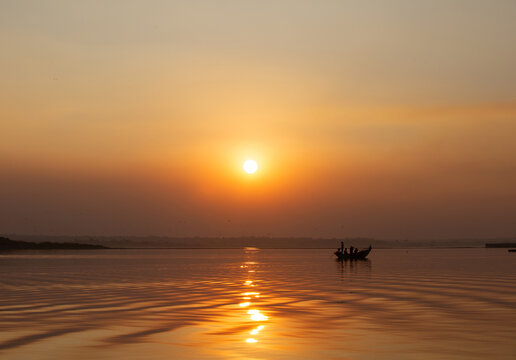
[0,248,515,359]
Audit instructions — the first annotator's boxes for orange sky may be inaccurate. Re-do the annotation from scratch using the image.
[1,1,516,239]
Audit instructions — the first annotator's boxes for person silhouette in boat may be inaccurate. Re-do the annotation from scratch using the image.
[349,245,354,256]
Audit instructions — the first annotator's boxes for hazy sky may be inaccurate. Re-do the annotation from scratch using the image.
[1,1,516,239]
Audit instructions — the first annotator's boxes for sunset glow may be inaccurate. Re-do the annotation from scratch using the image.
[1,1,515,240]
[2,2,515,360]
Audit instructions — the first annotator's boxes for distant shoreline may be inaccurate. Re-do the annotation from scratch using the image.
[485,243,516,248]
[2,246,494,251]
[2,234,515,250]
[0,237,107,250]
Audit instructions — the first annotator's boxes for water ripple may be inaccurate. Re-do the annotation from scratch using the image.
[0,248,514,359]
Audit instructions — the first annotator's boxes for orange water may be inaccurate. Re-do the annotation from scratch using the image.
[0,248,514,359]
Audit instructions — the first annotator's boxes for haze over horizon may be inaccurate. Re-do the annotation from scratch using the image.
[1,1,516,240]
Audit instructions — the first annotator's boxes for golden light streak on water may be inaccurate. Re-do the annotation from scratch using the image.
[241,252,269,345]
[250,325,265,335]
[248,309,268,321]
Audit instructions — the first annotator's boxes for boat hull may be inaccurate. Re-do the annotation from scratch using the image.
[335,247,371,260]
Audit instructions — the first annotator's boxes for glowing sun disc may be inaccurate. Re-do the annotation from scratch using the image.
[243,160,258,174]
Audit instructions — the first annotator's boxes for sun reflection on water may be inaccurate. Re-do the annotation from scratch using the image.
[240,249,269,345]
[247,309,269,321]
[250,325,265,335]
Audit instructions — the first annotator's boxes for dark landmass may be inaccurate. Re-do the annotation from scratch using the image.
[0,237,108,250]
[485,242,516,248]
[2,234,509,249]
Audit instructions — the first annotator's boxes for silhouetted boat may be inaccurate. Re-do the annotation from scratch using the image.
[335,246,372,260]
[508,249,516,252]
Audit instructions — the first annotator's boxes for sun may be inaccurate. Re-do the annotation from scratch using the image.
[243,159,258,174]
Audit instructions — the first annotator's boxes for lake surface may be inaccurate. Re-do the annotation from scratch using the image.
[0,248,515,359]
